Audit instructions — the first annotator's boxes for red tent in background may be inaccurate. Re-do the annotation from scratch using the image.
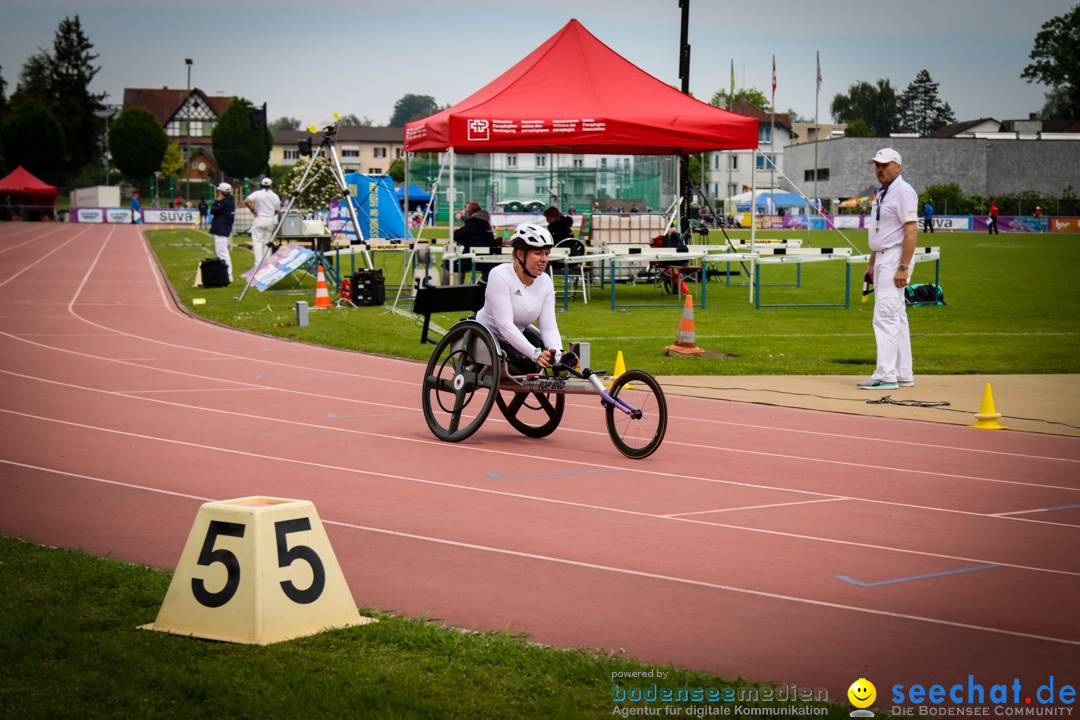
[404,19,758,155]
[0,166,58,221]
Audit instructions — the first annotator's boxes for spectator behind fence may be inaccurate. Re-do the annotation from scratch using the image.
[447,201,498,282]
[543,206,574,243]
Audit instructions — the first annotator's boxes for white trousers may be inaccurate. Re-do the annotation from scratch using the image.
[212,235,232,282]
[871,246,913,382]
[251,216,276,269]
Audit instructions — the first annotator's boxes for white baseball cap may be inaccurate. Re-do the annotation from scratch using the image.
[216,182,232,194]
[260,177,272,187]
[868,148,902,165]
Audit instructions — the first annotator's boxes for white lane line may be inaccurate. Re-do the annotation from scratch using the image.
[2,365,1078,530]
[2,410,1079,578]
[664,498,849,518]
[3,457,1078,648]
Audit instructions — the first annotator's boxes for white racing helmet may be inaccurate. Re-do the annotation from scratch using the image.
[510,222,554,251]
[260,177,272,187]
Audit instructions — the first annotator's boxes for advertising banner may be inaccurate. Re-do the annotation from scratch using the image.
[241,243,315,291]
[142,208,199,225]
[76,208,104,223]
[106,208,135,223]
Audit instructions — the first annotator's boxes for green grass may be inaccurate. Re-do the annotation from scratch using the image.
[151,228,1080,375]
[0,536,871,720]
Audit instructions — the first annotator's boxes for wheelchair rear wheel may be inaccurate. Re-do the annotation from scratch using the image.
[421,321,499,442]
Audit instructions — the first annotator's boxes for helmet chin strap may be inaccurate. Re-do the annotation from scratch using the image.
[517,251,540,279]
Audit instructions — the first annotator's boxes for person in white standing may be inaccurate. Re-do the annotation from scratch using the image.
[859,148,918,391]
[244,177,281,270]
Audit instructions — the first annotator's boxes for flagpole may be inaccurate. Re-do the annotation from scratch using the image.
[770,54,776,203]
[726,58,734,218]
[814,50,820,215]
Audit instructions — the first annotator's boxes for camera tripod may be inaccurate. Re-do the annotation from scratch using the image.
[238,120,372,301]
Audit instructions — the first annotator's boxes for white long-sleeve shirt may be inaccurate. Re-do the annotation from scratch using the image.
[475,263,562,361]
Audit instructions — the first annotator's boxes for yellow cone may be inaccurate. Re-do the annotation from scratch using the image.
[607,351,635,389]
[969,383,1007,430]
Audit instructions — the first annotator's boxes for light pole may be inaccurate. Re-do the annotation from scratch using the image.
[185,58,193,202]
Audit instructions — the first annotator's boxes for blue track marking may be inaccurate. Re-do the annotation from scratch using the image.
[487,470,618,480]
[1043,504,1080,512]
[836,564,1000,587]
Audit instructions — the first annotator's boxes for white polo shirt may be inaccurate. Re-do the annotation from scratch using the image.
[868,174,918,252]
[246,188,281,218]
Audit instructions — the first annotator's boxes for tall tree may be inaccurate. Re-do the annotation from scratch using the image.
[12,52,51,106]
[830,79,898,136]
[160,142,183,181]
[212,98,273,179]
[109,107,167,179]
[896,69,956,135]
[709,87,771,111]
[0,65,8,121]
[1021,4,1080,118]
[0,98,66,179]
[48,16,106,171]
[338,113,374,126]
[389,94,439,127]
[270,116,300,131]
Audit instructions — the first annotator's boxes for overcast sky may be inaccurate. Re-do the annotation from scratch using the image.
[1,0,1074,128]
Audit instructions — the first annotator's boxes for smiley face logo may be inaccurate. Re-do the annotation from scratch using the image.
[848,679,877,709]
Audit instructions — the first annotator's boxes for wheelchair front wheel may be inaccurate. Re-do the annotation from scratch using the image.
[421,322,499,442]
[605,370,667,459]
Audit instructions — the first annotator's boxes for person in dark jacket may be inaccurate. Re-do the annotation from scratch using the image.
[543,206,574,243]
[210,182,236,282]
[448,202,498,281]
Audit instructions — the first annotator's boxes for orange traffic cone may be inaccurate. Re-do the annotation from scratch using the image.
[969,383,1007,430]
[314,265,332,309]
[666,295,705,355]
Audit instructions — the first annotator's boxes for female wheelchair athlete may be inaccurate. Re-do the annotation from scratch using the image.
[420,320,668,459]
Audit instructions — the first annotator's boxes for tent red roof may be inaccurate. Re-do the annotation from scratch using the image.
[0,166,58,196]
[404,19,759,155]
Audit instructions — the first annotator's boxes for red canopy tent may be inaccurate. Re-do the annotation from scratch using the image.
[0,166,58,221]
[404,19,758,155]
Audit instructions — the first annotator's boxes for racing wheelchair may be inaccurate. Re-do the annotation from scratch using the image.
[421,320,667,459]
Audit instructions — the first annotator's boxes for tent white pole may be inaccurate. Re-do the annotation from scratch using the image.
[749,153,757,304]
[448,147,456,275]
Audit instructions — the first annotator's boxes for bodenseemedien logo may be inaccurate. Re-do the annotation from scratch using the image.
[849,678,877,718]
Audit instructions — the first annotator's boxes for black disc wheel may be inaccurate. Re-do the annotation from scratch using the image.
[605,370,667,459]
[421,321,499,442]
[496,389,565,438]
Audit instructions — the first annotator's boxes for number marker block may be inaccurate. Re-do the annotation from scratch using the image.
[142,496,373,644]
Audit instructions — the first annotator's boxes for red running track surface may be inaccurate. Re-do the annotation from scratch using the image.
[1,223,1078,700]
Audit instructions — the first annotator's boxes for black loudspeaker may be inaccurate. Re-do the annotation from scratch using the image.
[200,258,230,288]
[351,269,385,306]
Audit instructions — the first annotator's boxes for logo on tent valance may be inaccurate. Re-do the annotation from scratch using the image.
[467,119,490,141]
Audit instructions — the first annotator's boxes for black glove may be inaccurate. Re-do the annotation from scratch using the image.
[557,350,578,369]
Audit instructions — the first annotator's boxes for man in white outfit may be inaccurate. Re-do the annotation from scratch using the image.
[858,148,918,391]
[244,177,281,270]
